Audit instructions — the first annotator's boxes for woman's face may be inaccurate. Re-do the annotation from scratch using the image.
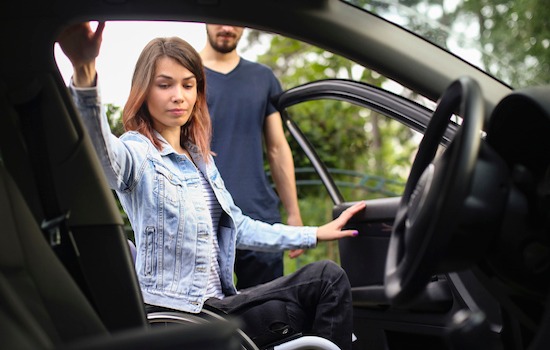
[146,56,197,133]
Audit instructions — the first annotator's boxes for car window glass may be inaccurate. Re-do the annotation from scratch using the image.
[342,0,550,89]
[284,100,421,204]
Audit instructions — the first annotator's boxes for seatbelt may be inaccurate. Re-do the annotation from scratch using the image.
[14,89,89,294]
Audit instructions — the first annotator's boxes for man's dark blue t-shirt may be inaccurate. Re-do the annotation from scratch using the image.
[205,58,283,224]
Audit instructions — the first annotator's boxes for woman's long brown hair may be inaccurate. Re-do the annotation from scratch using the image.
[122,37,211,161]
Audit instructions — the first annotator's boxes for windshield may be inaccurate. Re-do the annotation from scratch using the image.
[344,0,550,89]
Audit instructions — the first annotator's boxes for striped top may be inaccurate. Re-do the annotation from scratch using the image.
[199,169,225,300]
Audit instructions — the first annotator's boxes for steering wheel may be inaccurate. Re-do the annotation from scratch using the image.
[384,76,484,305]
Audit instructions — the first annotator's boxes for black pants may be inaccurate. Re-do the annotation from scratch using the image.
[206,260,353,350]
[234,249,283,289]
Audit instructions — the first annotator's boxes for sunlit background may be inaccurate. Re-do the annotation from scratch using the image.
[54,21,267,106]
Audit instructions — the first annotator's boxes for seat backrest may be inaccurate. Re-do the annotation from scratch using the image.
[0,160,250,350]
[0,163,109,348]
[0,163,245,350]
[0,75,148,333]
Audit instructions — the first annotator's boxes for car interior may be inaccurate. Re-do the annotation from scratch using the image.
[2,0,550,350]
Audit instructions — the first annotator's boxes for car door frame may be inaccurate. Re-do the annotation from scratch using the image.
[273,79,456,205]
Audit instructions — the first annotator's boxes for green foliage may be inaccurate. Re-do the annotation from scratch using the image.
[250,31,416,273]
[105,103,124,137]
[253,32,415,192]
[460,0,550,86]
[350,0,550,88]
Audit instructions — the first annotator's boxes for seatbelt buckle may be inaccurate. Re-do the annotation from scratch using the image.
[41,211,71,247]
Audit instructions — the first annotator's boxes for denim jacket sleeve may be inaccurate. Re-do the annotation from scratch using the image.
[234,213,318,251]
[218,177,318,251]
[69,79,140,192]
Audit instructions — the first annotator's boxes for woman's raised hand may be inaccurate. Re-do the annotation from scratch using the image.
[57,22,105,87]
[316,201,366,241]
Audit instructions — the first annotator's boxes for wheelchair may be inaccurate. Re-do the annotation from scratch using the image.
[129,240,343,350]
[147,308,342,350]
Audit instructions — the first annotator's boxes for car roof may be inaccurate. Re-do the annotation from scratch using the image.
[1,0,510,119]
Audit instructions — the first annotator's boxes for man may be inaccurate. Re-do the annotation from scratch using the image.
[200,24,304,289]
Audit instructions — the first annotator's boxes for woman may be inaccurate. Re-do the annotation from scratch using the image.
[58,22,366,350]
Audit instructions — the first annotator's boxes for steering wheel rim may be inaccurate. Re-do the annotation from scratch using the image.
[385,76,485,305]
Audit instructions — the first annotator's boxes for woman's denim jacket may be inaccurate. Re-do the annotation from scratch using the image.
[69,82,317,313]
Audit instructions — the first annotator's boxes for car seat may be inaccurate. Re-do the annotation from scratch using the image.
[0,161,244,349]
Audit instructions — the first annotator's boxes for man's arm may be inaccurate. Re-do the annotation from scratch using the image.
[264,111,303,226]
[264,111,305,259]
[264,112,304,259]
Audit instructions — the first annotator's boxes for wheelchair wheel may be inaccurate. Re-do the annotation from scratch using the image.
[147,309,259,350]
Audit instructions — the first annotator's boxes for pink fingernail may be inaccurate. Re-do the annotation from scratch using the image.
[352,231,359,237]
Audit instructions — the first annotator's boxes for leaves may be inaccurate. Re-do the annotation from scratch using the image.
[250,31,416,268]
[252,30,414,199]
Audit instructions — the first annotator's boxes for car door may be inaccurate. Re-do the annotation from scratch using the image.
[273,79,503,350]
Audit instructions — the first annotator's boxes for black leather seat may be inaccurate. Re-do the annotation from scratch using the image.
[0,164,241,350]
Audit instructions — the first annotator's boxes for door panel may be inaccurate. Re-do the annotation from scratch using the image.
[335,198,398,288]
[334,200,476,350]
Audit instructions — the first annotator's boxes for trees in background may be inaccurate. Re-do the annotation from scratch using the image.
[350,0,549,87]
[245,0,550,271]
[109,1,548,272]
[244,33,416,270]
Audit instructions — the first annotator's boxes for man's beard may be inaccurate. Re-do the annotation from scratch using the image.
[208,34,238,54]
